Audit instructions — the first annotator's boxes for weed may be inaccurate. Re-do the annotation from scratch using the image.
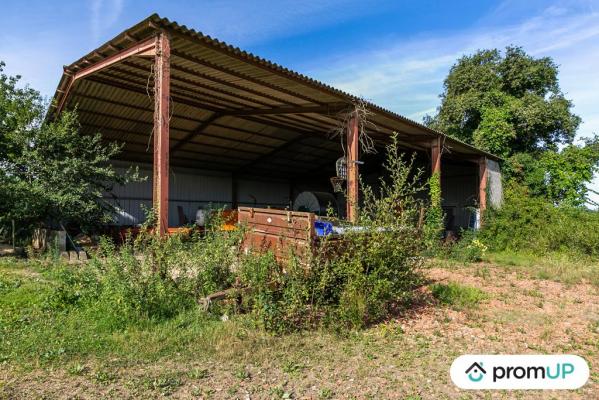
[319,388,334,399]
[187,367,209,379]
[430,282,487,310]
[147,373,183,396]
[233,367,250,380]
[238,134,426,332]
[67,362,88,376]
[269,386,286,398]
[93,369,116,384]
[282,360,305,374]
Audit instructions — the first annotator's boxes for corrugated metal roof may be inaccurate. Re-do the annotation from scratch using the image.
[47,13,499,178]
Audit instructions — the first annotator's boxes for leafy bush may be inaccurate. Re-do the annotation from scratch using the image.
[40,214,241,331]
[480,183,599,257]
[448,230,488,262]
[43,264,100,310]
[239,135,427,331]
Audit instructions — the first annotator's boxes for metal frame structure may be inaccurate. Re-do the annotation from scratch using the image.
[48,14,500,234]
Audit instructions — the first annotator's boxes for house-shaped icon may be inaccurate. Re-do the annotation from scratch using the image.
[465,362,487,375]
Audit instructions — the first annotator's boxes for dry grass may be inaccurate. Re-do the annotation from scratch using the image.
[1,257,598,399]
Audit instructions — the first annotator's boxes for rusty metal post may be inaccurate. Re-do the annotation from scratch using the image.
[479,157,488,216]
[346,113,359,223]
[153,32,171,236]
[431,137,442,179]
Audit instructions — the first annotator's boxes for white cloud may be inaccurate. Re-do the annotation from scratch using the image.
[90,0,124,42]
[307,0,599,205]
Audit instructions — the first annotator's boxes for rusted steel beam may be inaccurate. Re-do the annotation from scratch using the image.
[108,62,341,132]
[479,157,488,217]
[98,69,241,111]
[346,113,359,223]
[71,91,205,125]
[55,37,157,115]
[153,32,171,236]
[431,137,442,177]
[76,110,269,156]
[85,75,224,113]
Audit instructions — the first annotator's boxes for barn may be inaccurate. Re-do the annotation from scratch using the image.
[47,14,502,236]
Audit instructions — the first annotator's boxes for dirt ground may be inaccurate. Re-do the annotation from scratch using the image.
[1,261,598,399]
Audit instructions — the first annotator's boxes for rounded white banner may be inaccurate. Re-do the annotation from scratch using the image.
[450,355,589,390]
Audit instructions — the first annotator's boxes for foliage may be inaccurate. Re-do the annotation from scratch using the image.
[425,47,598,206]
[503,137,599,206]
[0,61,136,237]
[239,135,426,331]
[427,46,579,156]
[448,230,488,262]
[430,282,487,310]
[479,183,599,257]
[423,171,443,252]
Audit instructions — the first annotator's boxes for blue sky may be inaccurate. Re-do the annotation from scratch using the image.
[2,0,599,200]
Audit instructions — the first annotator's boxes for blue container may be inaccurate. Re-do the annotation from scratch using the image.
[314,220,333,236]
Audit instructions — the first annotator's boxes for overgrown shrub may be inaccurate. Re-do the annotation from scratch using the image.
[239,135,427,331]
[423,171,444,253]
[480,183,599,257]
[43,213,241,330]
[41,136,427,333]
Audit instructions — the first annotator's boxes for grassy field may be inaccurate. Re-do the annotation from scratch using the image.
[1,254,598,399]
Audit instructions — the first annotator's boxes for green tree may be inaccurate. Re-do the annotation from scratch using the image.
[0,61,136,236]
[426,46,598,206]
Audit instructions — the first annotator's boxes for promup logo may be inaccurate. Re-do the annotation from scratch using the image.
[465,362,486,382]
[451,355,589,390]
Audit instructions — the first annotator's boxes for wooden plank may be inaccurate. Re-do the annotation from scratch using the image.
[153,32,171,236]
[346,114,359,223]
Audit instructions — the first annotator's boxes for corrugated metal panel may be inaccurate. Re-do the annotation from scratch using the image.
[108,162,293,225]
[108,162,234,226]
[487,159,503,208]
[47,14,500,165]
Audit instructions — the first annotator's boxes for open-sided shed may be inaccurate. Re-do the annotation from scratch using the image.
[48,14,501,235]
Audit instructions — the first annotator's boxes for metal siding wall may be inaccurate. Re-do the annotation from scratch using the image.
[168,169,232,226]
[487,159,503,208]
[236,179,291,209]
[107,162,232,226]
